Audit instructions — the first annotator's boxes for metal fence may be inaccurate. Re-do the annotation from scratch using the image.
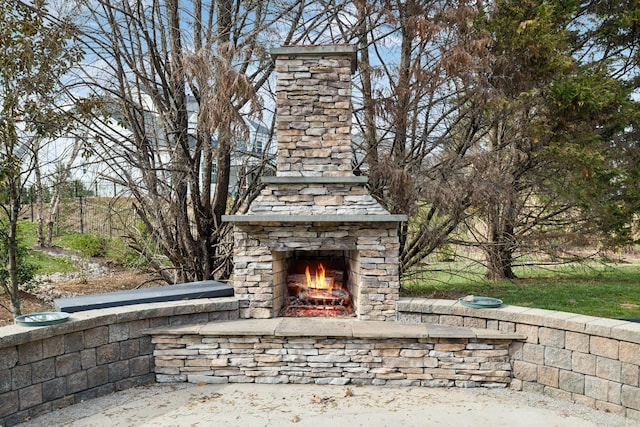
[23,196,138,239]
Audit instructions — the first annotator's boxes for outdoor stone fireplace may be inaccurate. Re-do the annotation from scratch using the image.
[223,45,406,321]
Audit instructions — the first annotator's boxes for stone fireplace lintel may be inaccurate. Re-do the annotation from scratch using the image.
[222,215,406,223]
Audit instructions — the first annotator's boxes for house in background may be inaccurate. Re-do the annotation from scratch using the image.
[27,93,275,199]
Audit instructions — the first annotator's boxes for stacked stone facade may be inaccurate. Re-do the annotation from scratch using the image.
[223,45,407,321]
[231,221,401,320]
[273,45,356,177]
[246,181,390,216]
[150,319,517,388]
[154,335,512,387]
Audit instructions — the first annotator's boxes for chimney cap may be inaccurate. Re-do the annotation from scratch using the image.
[270,44,357,73]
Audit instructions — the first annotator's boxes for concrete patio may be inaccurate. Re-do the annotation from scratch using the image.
[14,382,635,427]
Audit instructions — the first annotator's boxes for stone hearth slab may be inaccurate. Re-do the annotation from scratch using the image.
[426,325,478,339]
[146,318,525,341]
[275,318,354,337]
[352,320,429,338]
[199,318,282,336]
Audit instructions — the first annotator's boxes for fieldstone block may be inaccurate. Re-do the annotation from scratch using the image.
[537,366,559,387]
[55,353,81,377]
[559,370,584,394]
[608,381,622,404]
[620,341,640,365]
[590,336,618,359]
[573,352,596,375]
[109,323,130,342]
[96,342,120,365]
[140,336,154,356]
[522,343,544,364]
[80,348,96,369]
[18,384,42,410]
[596,357,621,382]
[585,375,608,401]
[498,322,516,333]
[0,347,18,370]
[31,358,55,383]
[621,385,640,410]
[108,360,130,382]
[565,331,589,353]
[622,362,639,386]
[538,328,565,348]
[0,391,19,417]
[84,326,109,348]
[11,364,31,390]
[42,336,64,359]
[129,356,151,377]
[95,383,116,397]
[595,400,625,416]
[64,331,84,353]
[543,386,572,402]
[41,377,66,401]
[66,371,88,394]
[513,361,537,382]
[120,340,140,360]
[544,347,572,370]
[18,340,43,364]
[87,365,109,389]
[0,370,10,393]
[516,324,539,344]
[129,319,150,339]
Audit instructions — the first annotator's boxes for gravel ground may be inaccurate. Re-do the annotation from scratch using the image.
[14,383,636,427]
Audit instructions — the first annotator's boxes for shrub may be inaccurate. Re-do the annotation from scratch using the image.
[61,233,109,258]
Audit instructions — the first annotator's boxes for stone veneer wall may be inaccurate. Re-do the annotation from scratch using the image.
[272,46,356,177]
[397,298,640,420]
[151,335,514,388]
[245,181,391,216]
[0,298,238,427]
[232,221,400,320]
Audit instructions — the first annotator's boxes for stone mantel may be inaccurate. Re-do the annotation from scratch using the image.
[222,214,408,223]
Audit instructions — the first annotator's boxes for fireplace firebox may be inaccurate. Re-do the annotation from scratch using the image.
[223,45,406,321]
[278,250,353,317]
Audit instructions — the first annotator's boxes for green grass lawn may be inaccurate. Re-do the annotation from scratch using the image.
[402,260,640,319]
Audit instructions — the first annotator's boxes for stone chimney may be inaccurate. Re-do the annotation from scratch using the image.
[222,45,406,321]
[271,45,357,177]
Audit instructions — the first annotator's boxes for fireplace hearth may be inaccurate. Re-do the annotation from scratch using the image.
[223,45,406,320]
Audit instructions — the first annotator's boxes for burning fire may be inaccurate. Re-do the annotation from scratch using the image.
[305,263,333,293]
[283,260,353,316]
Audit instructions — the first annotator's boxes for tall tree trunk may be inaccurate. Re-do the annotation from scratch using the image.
[33,139,46,247]
[211,0,233,231]
[7,176,22,317]
[485,198,517,280]
[355,0,381,198]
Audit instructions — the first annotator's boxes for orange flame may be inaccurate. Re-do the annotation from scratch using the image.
[305,262,332,292]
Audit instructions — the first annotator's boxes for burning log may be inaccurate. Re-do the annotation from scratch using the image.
[283,261,353,317]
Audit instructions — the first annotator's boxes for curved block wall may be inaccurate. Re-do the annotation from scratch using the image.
[1,296,638,425]
[0,298,238,427]
[397,298,640,420]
